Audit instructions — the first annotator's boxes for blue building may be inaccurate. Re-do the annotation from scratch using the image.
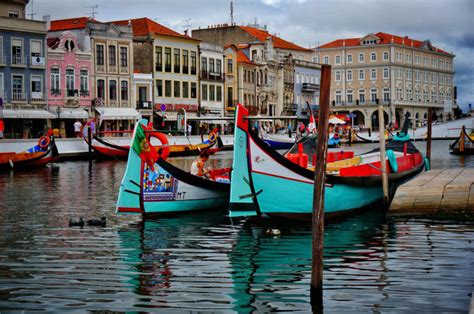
[293,60,321,119]
[0,0,50,138]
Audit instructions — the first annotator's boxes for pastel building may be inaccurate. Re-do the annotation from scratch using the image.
[46,30,92,137]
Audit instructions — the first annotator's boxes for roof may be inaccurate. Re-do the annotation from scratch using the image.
[112,17,199,41]
[49,17,97,32]
[238,26,312,52]
[318,32,451,55]
[236,49,255,65]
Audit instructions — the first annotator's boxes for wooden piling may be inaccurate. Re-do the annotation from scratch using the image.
[378,103,389,205]
[426,107,432,163]
[88,126,92,167]
[311,64,331,311]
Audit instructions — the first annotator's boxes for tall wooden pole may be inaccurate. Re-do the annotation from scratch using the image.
[426,107,432,163]
[311,64,331,311]
[88,126,92,168]
[378,102,389,205]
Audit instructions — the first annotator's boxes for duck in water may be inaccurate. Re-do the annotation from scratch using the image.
[87,217,106,227]
[69,217,85,228]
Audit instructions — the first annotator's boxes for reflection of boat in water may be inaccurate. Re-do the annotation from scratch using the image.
[449,125,474,155]
[0,135,58,171]
[116,120,230,217]
[228,209,387,311]
[230,105,425,220]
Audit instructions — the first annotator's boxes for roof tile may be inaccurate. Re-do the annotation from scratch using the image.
[239,26,311,52]
[112,17,198,41]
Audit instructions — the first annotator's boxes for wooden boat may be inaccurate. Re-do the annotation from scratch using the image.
[116,120,230,217]
[89,130,223,159]
[0,135,58,171]
[229,104,425,220]
[262,133,295,150]
[449,125,474,155]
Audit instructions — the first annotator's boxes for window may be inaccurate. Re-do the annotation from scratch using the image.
[174,48,180,73]
[11,38,23,65]
[9,10,19,18]
[371,52,376,61]
[191,82,197,99]
[156,79,163,97]
[383,52,389,61]
[165,48,172,72]
[406,84,412,100]
[323,56,329,64]
[432,59,436,67]
[66,69,75,92]
[406,70,412,80]
[80,70,88,94]
[31,76,42,94]
[383,88,390,102]
[359,89,365,103]
[406,54,412,63]
[109,80,117,100]
[424,57,429,66]
[120,47,128,67]
[0,73,3,96]
[108,45,116,66]
[396,52,402,62]
[359,69,365,81]
[216,85,222,101]
[313,55,319,63]
[216,59,222,75]
[431,88,437,102]
[210,58,215,74]
[396,68,402,79]
[12,75,23,99]
[182,81,189,98]
[335,90,342,104]
[155,47,163,72]
[31,40,42,60]
[227,58,233,74]
[347,70,353,81]
[397,87,403,100]
[383,68,389,79]
[174,81,180,97]
[64,40,75,51]
[335,55,341,65]
[182,50,189,74]
[191,51,197,75]
[50,68,60,92]
[347,90,353,104]
[210,85,215,101]
[415,55,420,64]
[371,68,377,80]
[358,53,364,63]
[415,71,420,81]
[96,45,104,66]
[121,81,128,100]
[202,84,208,101]
[165,80,172,97]
[227,87,233,106]
[335,70,341,82]
[432,74,437,83]
[202,57,208,74]
[97,79,105,99]
[370,88,377,103]
[415,88,420,101]
[347,54,352,63]
[423,90,429,102]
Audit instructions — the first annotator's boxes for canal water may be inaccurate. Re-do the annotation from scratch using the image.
[0,140,473,312]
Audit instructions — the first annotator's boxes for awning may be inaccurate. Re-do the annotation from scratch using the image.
[95,107,141,120]
[2,109,56,119]
[57,108,89,119]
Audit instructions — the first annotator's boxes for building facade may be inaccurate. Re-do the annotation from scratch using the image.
[236,46,257,114]
[199,42,225,118]
[46,31,92,137]
[0,0,50,138]
[315,32,456,130]
[293,59,321,118]
[223,45,238,115]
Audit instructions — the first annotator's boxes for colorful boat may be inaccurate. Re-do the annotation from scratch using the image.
[88,130,223,159]
[229,105,424,220]
[116,120,230,217]
[449,125,474,155]
[262,133,296,150]
[0,135,58,172]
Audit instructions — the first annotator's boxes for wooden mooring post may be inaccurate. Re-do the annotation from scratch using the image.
[426,107,432,163]
[311,64,331,310]
[377,101,389,205]
[88,126,92,168]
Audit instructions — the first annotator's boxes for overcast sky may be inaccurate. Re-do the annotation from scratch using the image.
[29,0,473,110]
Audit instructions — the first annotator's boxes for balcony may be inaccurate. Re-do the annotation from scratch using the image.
[11,54,26,67]
[11,92,27,102]
[80,90,90,97]
[66,89,79,98]
[136,100,152,110]
[200,70,224,82]
[301,83,320,92]
[51,89,62,96]
[30,92,46,102]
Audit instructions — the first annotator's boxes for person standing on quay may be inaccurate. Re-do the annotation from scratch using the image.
[74,120,82,138]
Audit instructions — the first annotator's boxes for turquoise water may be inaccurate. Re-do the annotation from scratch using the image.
[0,141,472,311]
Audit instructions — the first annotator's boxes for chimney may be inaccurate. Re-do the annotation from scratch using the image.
[184,29,188,36]
[43,15,51,30]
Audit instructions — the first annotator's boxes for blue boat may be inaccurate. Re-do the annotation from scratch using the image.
[262,133,295,150]
[229,105,424,220]
[116,120,230,217]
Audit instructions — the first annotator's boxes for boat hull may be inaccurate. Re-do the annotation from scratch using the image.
[0,138,56,172]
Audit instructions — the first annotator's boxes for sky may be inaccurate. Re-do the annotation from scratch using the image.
[29,0,473,111]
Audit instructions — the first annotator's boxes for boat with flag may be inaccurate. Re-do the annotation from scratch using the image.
[0,134,58,171]
[116,120,230,217]
[229,104,425,220]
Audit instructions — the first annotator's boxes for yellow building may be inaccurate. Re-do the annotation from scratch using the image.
[315,32,455,130]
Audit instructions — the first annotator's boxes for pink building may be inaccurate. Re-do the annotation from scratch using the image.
[46,31,92,137]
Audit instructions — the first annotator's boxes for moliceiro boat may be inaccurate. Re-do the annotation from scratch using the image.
[229,105,425,220]
[116,120,230,217]
[449,125,474,155]
[0,135,58,171]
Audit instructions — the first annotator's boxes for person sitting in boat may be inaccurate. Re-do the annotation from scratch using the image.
[191,150,212,178]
